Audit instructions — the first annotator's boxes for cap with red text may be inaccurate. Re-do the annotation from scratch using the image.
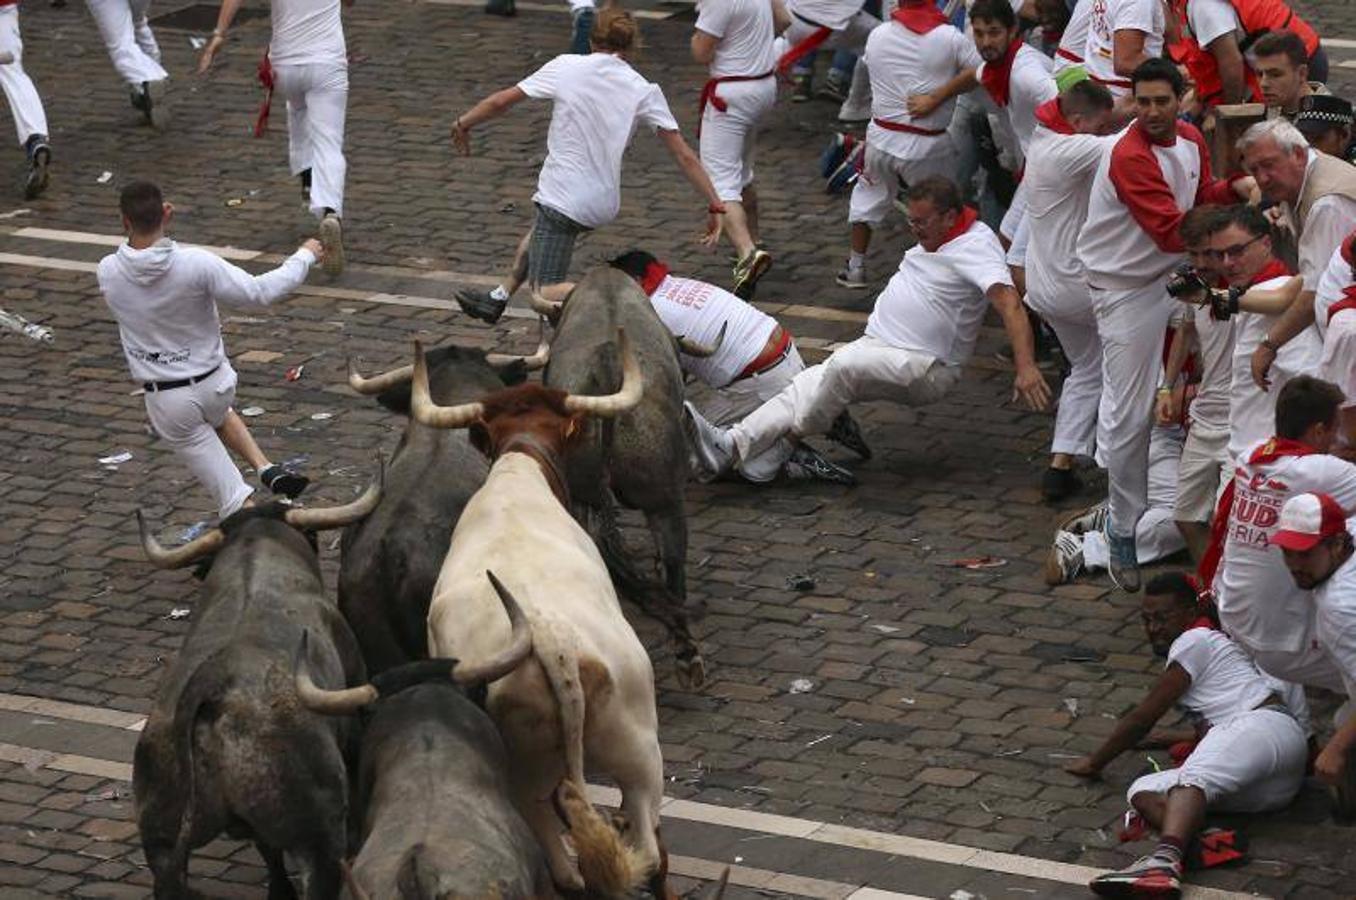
[1270,493,1348,551]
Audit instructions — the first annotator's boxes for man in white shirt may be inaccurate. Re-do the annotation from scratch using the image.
[1275,492,1356,815]
[1077,58,1252,591]
[200,0,351,276]
[0,1,52,199]
[692,0,783,299]
[1083,0,1165,97]
[99,182,325,518]
[836,0,979,289]
[1023,78,1116,500]
[84,0,170,129]
[1051,0,1092,73]
[608,250,865,484]
[684,175,1052,483]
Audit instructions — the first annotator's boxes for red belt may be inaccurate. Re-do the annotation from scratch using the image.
[734,327,792,382]
[698,71,774,138]
[1092,74,1132,89]
[1055,47,1082,64]
[777,24,833,77]
[872,117,946,136]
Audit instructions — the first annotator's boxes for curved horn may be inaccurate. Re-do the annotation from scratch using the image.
[563,328,644,418]
[410,340,485,429]
[293,630,378,716]
[452,571,535,686]
[136,510,225,570]
[528,285,563,319]
[347,358,413,395]
[486,318,551,371]
[284,455,384,531]
[676,321,727,358]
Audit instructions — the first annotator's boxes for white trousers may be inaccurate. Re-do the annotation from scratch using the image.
[85,0,167,86]
[1092,281,1175,537]
[731,335,961,464]
[142,363,254,519]
[700,346,803,483]
[1084,425,1186,568]
[699,78,776,203]
[274,61,349,219]
[848,142,956,225]
[1038,305,1102,459]
[1126,707,1306,812]
[0,8,47,146]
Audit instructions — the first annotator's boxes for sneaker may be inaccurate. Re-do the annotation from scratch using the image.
[1089,854,1183,898]
[783,443,856,485]
[1105,524,1141,593]
[791,73,814,103]
[732,248,772,300]
[1058,500,1108,536]
[681,401,735,478]
[1041,466,1082,503]
[455,287,508,325]
[818,132,856,180]
[826,410,871,460]
[825,147,863,194]
[817,72,849,103]
[23,137,50,200]
[319,212,345,276]
[570,7,595,55]
[1043,530,1084,586]
[260,464,309,499]
[144,79,171,130]
[835,265,867,289]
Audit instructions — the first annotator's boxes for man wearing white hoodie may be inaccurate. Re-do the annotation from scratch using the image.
[99,181,324,519]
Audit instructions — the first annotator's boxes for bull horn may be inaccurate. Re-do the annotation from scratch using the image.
[486,318,551,371]
[293,630,379,715]
[676,321,727,358]
[347,358,413,395]
[283,455,384,531]
[452,571,534,686]
[528,285,563,319]
[136,510,225,570]
[410,339,485,429]
[562,328,644,418]
[340,861,372,900]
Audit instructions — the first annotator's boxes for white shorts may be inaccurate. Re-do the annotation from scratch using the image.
[1126,707,1306,812]
[848,142,955,225]
[999,179,1028,244]
[1174,423,1229,524]
[700,77,776,202]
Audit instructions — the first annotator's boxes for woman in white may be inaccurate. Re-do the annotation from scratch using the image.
[451,9,724,325]
[84,0,170,128]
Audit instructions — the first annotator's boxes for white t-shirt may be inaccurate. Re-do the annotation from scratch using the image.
[1185,0,1241,49]
[1314,531,1356,701]
[1295,154,1356,292]
[1314,242,1349,343]
[648,274,777,388]
[1217,447,1356,652]
[518,54,679,229]
[1314,250,1356,408]
[865,219,1013,365]
[786,0,861,31]
[1189,303,1235,433]
[1169,627,1277,727]
[977,43,1057,157]
[1055,0,1093,70]
[695,0,777,78]
[270,0,346,66]
[864,19,981,159]
[1084,0,1165,94]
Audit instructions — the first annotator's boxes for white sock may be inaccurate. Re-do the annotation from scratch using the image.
[490,284,510,302]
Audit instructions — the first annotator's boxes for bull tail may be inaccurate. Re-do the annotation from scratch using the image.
[165,648,234,887]
[533,620,643,898]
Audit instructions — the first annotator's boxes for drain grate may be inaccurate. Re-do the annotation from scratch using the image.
[149,3,268,31]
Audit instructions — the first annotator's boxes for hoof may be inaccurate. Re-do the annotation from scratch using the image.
[675,654,706,689]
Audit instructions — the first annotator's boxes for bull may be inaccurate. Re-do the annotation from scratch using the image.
[531,266,708,687]
[132,473,380,900]
[340,335,547,673]
[294,572,556,900]
[408,331,669,898]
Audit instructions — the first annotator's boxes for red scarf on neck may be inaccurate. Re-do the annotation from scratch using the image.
[891,0,948,34]
[1246,259,1291,288]
[1034,97,1074,135]
[1197,437,1319,588]
[936,206,979,248]
[1330,285,1356,323]
[639,260,670,296]
[979,38,1022,108]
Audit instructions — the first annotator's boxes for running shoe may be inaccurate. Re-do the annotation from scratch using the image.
[1043,530,1084,586]
[732,248,772,300]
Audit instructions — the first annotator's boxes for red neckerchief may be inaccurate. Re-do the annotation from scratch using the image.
[1186,616,1215,631]
[1034,98,1074,135]
[1246,258,1291,288]
[1198,438,1319,587]
[979,38,1022,108]
[1329,286,1356,323]
[639,260,670,296]
[254,52,274,138]
[936,206,978,249]
[891,0,948,34]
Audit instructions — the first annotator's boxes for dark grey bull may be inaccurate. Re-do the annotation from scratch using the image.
[340,339,545,674]
[295,572,556,900]
[133,474,381,900]
[532,267,708,687]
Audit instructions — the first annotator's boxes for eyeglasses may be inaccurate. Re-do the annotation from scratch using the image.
[1204,234,1265,262]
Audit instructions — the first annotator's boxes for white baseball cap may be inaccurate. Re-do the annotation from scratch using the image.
[1271,493,1348,552]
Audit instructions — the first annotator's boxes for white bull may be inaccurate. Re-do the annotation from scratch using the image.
[410,329,669,898]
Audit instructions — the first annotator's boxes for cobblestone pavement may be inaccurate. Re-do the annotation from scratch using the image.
[2,0,1356,896]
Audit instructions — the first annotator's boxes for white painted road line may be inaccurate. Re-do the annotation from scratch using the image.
[0,691,145,731]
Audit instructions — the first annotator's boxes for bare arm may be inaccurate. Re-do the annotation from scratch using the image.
[1156,319,1194,425]
[197,0,247,73]
[987,284,1052,411]
[907,68,978,117]
[1251,289,1316,389]
[451,87,528,155]
[1206,34,1249,105]
[1066,664,1192,777]
[1316,711,1356,786]
[657,128,725,245]
[771,0,791,35]
[1237,275,1304,315]
[1112,29,1150,77]
[691,29,719,66]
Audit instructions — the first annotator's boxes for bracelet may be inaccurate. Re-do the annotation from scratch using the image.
[1156,386,1173,395]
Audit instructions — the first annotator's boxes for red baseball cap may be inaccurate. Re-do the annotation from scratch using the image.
[1271,493,1349,551]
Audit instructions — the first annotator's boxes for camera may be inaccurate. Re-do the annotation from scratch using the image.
[1166,263,1211,299]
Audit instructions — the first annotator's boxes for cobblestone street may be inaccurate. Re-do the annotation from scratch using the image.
[3,0,1356,896]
